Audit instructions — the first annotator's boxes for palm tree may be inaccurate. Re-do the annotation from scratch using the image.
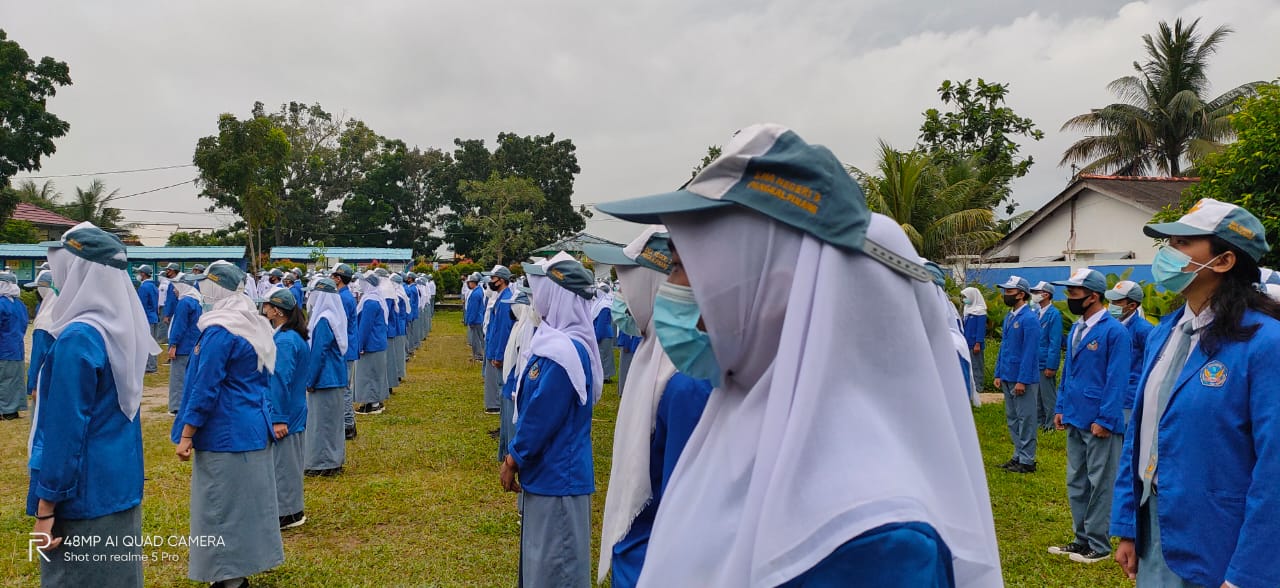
[852,142,1004,261]
[14,179,62,210]
[1060,18,1263,176]
[63,178,125,229]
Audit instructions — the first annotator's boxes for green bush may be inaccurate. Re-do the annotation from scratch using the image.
[20,290,39,318]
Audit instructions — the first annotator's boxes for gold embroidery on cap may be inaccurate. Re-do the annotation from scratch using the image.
[745,171,821,215]
[65,238,84,251]
[1228,221,1255,240]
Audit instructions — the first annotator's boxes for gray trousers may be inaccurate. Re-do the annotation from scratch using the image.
[1038,371,1058,429]
[1002,380,1039,464]
[344,360,356,428]
[468,325,485,360]
[599,338,616,380]
[147,321,164,372]
[969,348,985,391]
[520,493,591,588]
[0,360,25,414]
[1138,495,1205,587]
[483,362,502,411]
[40,504,143,588]
[1066,425,1119,554]
[618,349,634,396]
[167,354,189,413]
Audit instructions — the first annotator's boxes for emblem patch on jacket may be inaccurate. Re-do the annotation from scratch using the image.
[528,364,540,381]
[1087,340,1099,351]
[1200,361,1227,387]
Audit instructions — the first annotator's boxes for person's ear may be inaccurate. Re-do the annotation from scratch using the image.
[1211,250,1236,274]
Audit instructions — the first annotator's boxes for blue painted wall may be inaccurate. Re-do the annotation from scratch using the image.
[966,264,1155,289]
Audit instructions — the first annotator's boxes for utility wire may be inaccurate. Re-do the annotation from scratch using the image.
[15,164,196,180]
[101,179,198,203]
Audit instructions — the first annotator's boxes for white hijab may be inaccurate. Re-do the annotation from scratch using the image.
[501,297,541,384]
[590,288,614,319]
[32,272,58,333]
[521,251,603,407]
[0,278,19,299]
[197,261,277,373]
[961,287,987,317]
[174,279,202,301]
[638,209,1001,587]
[46,242,161,421]
[307,289,349,355]
[357,272,390,321]
[598,236,679,583]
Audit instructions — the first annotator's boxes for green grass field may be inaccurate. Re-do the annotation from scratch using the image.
[0,311,1131,587]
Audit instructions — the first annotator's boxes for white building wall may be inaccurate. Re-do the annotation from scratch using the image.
[994,190,1162,263]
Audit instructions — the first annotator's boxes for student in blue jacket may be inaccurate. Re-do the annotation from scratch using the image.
[994,275,1043,473]
[330,264,359,439]
[353,272,389,415]
[262,289,310,530]
[160,262,180,325]
[1030,281,1064,431]
[593,284,618,383]
[23,271,58,401]
[166,274,203,416]
[135,264,161,373]
[0,272,28,420]
[484,266,516,416]
[960,287,988,393]
[464,275,485,360]
[1104,280,1154,427]
[1047,269,1131,565]
[172,261,284,588]
[501,254,602,588]
[305,279,350,476]
[27,222,161,586]
[1111,200,1280,588]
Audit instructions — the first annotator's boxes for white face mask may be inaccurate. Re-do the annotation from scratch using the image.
[1031,293,1045,305]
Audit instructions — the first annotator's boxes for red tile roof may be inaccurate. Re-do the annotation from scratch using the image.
[11,202,77,227]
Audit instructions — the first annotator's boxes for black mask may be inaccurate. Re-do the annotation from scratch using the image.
[1067,295,1092,316]
[1001,294,1020,307]
[490,281,500,291]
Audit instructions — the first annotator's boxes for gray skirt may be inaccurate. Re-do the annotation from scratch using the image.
[40,504,143,588]
[0,359,25,414]
[188,447,284,583]
[167,354,189,413]
[355,350,388,404]
[520,493,591,588]
[305,388,346,470]
[273,432,305,517]
[618,349,634,396]
[598,338,616,380]
[385,336,404,385]
[394,335,407,381]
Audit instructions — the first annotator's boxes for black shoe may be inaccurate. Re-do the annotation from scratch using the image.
[483,408,500,415]
[345,426,357,440]
[1048,542,1089,556]
[368,402,385,414]
[1008,461,1037,474]
[487,428,500,439]
[1069,549,1111,564]
[279,511,306,529]
[997,459,1018,470]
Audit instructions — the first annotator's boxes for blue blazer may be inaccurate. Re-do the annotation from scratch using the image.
[339,288,360,362]
[1111,307,1280,588]
[136,280,159,324]
[1054,314,1131,433]
[962,314,986,350]
[1122,315,1155,411]
[1036,305,1064,372]
[994,305,1040,385]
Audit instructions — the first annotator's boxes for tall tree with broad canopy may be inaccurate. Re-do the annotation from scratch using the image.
[0,29,71,224]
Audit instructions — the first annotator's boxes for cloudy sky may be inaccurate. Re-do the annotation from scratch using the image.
[5,0,1278,247]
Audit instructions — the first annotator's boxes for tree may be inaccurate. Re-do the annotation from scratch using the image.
[0,29,71,224]
[851,142,1004,261]
[1156,83,1280,267]
[1060,18,1263,177]
[193,113,291,270]
[692,145,722,177]
[919,78,1043,214]
[14,179,61,210]
[166,228,245,246]
[461,173,547,266]
[0,218,39,243]
[333,139,449,255]
[61,179,125,229]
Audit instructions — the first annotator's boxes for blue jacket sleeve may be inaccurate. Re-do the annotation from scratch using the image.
[1226,334,1280,588]
[30,330,99,502]
[1041,309,1063,372]
[485,295,516,361]
[170,300,192,350]
[137,283,158,323]
[1017,313,1041,385]
[163,284,178,318]
[357,306,375,354]
[1110,421,1140,539]
[175,331,231,434]
[1096,325,1131,434]
[963,315,986,349]
[269,334,298,425]
[306,319,334,388]
[508,361,573,469]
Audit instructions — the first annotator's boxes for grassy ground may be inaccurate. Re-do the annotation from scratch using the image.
[0,312,1130,587]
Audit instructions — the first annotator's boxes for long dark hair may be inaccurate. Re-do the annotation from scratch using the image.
[1201,236,1280,355]
[269,303,309,341]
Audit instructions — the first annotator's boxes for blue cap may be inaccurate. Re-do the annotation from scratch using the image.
[178,273,206,285]
[269,268,284,278]
[40,222,130,270]
[491,266,513,281]
[546,259,596,300]
[24,271,53,289]
[0,273,16,284]
[390,273,404,284]
[374,268,390,278]
[582,227,674,275]
[191,263,206,272]
[312,277,338,293]
[1261,267,1280,286]
[364,273,381,287]
[405,272,417,280]
[597,124,870,252]
[1105,280,1144,303]
[136,264,154,276]
[997,275,1031,294]
[521,261,546,277]
[331,264,354,279]
[204,261,246,291]
[1030,281,1055,297]
[1052,268,1108,293]
[163,262,180,272]
[266,288,297,310]
[1144,198,1270,262]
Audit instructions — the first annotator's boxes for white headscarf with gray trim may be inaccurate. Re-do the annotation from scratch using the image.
[197,260,277,373]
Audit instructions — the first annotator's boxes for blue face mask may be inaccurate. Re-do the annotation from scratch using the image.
[1107,303,1126,319]
[1151,245,1222,294]
[610,296,640,337]
[653,282,721,386]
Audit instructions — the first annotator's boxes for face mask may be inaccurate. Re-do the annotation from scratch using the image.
[1066,295,1091,316]
[1031,293,1045,305]
[1001,294,1020,307]
[1107,303,1126,319]
[611,297,640,337]
[653,282,721,386]
[1152,246,1223,294]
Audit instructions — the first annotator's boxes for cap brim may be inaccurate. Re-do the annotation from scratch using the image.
[1143,222,1213,239]
[38,240,63,248]
[522,263,546,276]
[596,190,734,224]
[1049,280,1078,288]
[1104,291,1129,301]
[22,282,38,289]
[581,243,636,266]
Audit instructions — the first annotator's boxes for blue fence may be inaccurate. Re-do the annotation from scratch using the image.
[964,264,1155,290]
